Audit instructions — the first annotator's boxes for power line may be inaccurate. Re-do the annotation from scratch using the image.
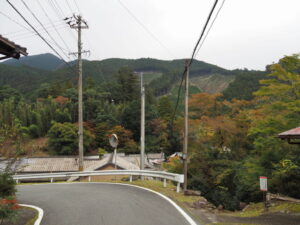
[195,0,226,58]
[52,0,66,19]
[47,0,78,43]
[6,0,74,70]
[73,0,82,15]
[117,0,174,58]
[6,24,68,39]
[4,22,65,37]
[20,0,70,59]
[189,0,219,66]
[0,11,32,33]
[47,0,64,20]
[171,0,222,125]
[36,0,72,53]
[0,11,65,35]
[65,0,75,15]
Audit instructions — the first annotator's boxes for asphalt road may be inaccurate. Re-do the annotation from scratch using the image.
[17,183,192,225]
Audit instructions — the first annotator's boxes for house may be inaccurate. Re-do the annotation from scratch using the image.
[278,127,300,144]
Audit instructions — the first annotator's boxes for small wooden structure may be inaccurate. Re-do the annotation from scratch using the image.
[0,35,28,60]
[278,127,300,144]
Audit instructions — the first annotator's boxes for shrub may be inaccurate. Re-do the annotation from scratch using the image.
[0,196,19,223]
[0,172,16,198]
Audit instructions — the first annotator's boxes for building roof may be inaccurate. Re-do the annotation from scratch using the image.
[2,152,164,173]
[20,158,101,173]
[278,127,300,139]
[10,154,139,173]
[0,35,28,60]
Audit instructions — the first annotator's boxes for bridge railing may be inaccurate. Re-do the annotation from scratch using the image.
[13,170,184,192]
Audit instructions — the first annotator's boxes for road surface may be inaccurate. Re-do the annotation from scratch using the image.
[17,183,192,225]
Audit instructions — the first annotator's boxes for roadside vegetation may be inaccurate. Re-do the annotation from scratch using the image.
[0,172,19,224]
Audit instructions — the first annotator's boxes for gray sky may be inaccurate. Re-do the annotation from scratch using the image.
[1,0,300,70]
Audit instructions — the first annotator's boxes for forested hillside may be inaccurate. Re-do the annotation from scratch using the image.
[0,53,262,97]
[2,53,299,211]
[2,53,65,71]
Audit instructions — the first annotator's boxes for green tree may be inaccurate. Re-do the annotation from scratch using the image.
[47,122,94,155]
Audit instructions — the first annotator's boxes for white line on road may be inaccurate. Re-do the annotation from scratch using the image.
[106,183,198,225]
[19,204,44,225]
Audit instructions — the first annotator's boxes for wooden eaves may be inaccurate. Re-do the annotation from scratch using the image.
[278,127,300,144]
[0,35,28,60]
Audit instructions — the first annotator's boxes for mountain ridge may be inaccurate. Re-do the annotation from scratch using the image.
[0,53,264,97]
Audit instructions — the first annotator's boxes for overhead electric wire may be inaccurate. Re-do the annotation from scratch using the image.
[6,23,68,39]
[171,0,223,127]
[47,0,64,20]
[189,0,219,66]
[73,0,82,15]
[20,0,70,59]
[195,0,226,58]
[52,0,66,20]
[2,16,64,37]
[65,0,75,15]
[117,0,174,58]
[0,11,32,32]
[6,0,74,71]
[36,0,72,53]
[47,0,77,43]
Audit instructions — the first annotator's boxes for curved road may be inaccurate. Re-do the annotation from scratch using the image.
[17,183,193,225]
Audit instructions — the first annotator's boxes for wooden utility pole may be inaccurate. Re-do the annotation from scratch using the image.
[68,15,88,171]
[183,59,189,192]
[140,72,145,172]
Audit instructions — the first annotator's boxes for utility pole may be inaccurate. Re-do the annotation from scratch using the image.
[140,72,145,172]
[67,15,88,171]
[183,59,189,193]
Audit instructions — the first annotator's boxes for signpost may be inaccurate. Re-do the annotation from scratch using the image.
[109,134,119,170]
[260,176,268,210]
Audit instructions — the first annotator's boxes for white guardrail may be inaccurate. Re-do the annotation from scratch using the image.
[13,170,184,192]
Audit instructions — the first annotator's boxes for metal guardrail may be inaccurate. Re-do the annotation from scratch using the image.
[13,170,184,192]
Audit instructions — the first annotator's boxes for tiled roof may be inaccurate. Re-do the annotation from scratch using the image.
[15,154,139,173]
[278,127,300,139]
[20,158,101,172]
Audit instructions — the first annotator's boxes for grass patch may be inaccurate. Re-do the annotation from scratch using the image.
[269,202,300,213]
[23,206,38,225]
[122,179,203,204]
[224,203,265,217]
[224,201,300,218]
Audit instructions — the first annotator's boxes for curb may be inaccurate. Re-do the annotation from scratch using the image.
[19,204,43,225]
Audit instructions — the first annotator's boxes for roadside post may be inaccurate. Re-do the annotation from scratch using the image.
[109,134,119,181]
[260,176,268,210]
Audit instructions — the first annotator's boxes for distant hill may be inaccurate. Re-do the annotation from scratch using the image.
[2,53,65,71]
[0,53,265,97]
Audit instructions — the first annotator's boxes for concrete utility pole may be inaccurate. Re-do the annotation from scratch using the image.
[68,15,88,171]
[140,72,145,172]
[183,60,189,192]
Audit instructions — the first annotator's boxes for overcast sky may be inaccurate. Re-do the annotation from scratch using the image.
[1,0,300,70]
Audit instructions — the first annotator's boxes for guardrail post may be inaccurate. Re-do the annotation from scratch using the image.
[129,175,132,182]
[16,179,19,184]
[176,182,180,193]
[163,178,167,188]
[88,176,91,182]
[51,178,53,183]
